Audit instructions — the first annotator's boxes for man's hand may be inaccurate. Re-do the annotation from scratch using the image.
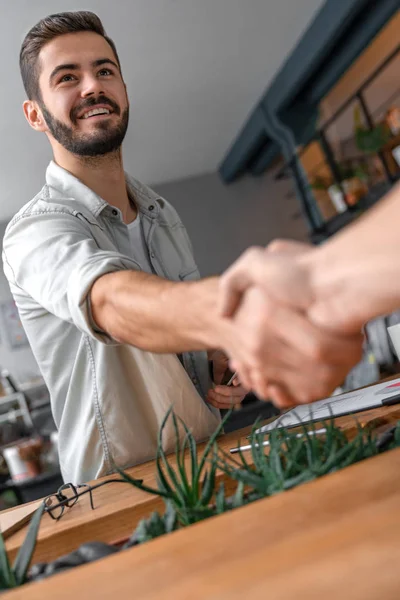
[219,244,364,408]
[205,381,247,410]
[226,285,363,406]
[207,350,247,409]
[209,349,231,385]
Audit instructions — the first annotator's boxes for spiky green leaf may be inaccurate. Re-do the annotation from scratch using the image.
[0,529,15,588]
[13,502,45,585]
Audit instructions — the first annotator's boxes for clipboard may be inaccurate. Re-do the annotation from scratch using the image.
[256,377,400,435]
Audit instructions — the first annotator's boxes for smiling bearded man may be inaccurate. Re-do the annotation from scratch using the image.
[2,11,249,484]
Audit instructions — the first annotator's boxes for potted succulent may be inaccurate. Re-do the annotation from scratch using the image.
[312,163,368,215]
[353,105,391,155]
[352,104,400,176]
[330,163,369,210]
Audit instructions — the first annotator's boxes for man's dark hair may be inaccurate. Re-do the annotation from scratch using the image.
[20,11,121,100]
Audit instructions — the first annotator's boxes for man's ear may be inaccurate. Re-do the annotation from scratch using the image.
[23,100,47,132]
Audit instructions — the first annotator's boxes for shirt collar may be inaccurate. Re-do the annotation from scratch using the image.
[45,160,160,219]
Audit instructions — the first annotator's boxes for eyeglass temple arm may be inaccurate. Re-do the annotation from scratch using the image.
[44,476,144,513]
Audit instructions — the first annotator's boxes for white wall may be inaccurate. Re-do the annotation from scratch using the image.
[154,168,308,276]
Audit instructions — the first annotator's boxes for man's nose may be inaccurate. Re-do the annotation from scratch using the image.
[80,75,105,98]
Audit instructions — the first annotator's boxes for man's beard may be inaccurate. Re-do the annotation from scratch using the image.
[39,96,129,157]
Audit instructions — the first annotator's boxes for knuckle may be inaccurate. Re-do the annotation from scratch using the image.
[245,245,264,259]
[242,246,265,268]
[267,239,287,254]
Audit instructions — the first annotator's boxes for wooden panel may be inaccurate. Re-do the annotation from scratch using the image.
[5,445,400,600]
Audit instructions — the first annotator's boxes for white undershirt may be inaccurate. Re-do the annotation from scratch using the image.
[127,212,154,274]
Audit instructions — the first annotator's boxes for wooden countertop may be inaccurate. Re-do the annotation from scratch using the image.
[1,401,400,565]
[1,419,254,564]
[5,416,400,599]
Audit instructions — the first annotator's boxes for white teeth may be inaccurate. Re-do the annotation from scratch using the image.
[82,108,110,119]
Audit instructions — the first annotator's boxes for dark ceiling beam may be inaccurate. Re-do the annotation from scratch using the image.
[219,0,399,183]
[302,0,400,105]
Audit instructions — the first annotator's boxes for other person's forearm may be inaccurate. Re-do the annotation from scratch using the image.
[91,270,231,352]
[307,182,400,333]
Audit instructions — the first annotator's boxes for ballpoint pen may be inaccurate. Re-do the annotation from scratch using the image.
[225,372,242,411]
[230,427,327,454]
[226,372,237,387]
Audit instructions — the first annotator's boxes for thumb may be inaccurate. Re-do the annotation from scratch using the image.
[219,247,267,317]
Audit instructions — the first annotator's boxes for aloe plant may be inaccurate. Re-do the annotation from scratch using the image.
[0,502,44,590]
[117,407,232,526]
[119,406,400,536]
[217,416,399,500]
[124,502,178,547]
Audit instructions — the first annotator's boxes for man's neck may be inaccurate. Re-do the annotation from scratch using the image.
[53,147,137,223]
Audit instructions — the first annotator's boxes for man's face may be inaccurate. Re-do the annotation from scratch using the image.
[35,31,129,156]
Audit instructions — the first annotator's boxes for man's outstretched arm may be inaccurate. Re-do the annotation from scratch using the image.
[91,267,362,408]
[91,270,229,352]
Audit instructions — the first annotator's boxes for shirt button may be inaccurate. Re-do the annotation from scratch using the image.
[149,205,154,211]
[112,209,118,216]
[150,252,155,259]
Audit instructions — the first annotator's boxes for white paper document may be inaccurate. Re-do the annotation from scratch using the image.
[256,377,400,435]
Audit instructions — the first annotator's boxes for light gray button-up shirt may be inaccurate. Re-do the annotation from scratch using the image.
[2,161,219,483]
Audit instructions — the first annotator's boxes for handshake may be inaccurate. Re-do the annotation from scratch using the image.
[217,240,366,409]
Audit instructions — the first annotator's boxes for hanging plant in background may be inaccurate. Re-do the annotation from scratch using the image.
[354,105,391,154]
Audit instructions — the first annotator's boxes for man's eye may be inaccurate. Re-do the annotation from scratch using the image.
[98,68,112,76]
[60,74,75,83]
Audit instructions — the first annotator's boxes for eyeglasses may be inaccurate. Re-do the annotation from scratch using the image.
[44,476,143,521]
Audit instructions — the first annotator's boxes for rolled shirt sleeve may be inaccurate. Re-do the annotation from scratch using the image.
[2,210,141,344]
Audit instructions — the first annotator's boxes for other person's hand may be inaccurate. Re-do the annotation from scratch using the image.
[219,244,363,407]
